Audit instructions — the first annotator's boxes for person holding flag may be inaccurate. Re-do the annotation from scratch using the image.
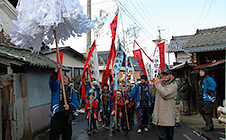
[125,75,152,134]
[49,63,78,140]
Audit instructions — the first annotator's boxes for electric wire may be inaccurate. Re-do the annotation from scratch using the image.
[128,0,157,34]
[195,0,208,29]
[138,1,159,28]
[200,0,214,28]
[115,0,155,39]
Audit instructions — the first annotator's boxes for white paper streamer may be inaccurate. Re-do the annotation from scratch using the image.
[11,0,95,52]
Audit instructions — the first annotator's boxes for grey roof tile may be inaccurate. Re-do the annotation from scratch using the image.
[167,35,193,52]
[0,45,56,68]
[183,26,226,51]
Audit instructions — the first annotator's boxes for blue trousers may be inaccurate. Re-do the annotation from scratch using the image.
[138,102,149,129]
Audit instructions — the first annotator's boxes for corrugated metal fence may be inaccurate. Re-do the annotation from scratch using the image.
[0,74,32,140]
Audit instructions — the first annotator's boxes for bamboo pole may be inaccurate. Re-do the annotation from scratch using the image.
[53,29,67,105]
[89,102,92,131]
[115,95,117,129]
[88,94,93,131]
[124,96,130,130]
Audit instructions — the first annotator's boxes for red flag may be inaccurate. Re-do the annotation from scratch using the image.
[111,43,116,96]
[133,49,149,84]
[134,40,153,62]
[81,41,96,99]
[101,10,118,90]
[110,10,118,40]
[101,69,111,88]
[157,42,166,72]
[56,48,63,83]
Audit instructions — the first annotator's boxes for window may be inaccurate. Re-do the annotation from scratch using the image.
[74,68,82,77]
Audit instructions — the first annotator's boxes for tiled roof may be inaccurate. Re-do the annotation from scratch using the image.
[167,35,193,52]
[0,45,56,68]
[183,26,226,52]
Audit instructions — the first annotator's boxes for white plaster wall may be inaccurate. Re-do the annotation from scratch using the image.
[177,52,192,63]
[46,53,84,68]
[0,0,17,35]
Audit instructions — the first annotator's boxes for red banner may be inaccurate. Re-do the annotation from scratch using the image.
[133,49,149,84]
[81,40,96,99]
[157,42,165,72]
[134,40,153,62]
[110,10,118,41]
[101,10,118,91]
[101,69,111,88]
[56,48,63,83]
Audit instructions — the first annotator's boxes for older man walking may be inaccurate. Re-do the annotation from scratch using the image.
[150,69,177,140]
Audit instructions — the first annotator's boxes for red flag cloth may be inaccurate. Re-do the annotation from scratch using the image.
[100,44,112,89]
[56,48,63,83]
[101,69,111,89]
[134,40,153,62]
[157,42,166,72]
[101,10,118,89]
[110,10,118,41]
[81,40,96,99]
[133,49,149,84]
[111,42,116,96]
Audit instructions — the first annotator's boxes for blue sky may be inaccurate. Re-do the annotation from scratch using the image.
[54,0,226,64]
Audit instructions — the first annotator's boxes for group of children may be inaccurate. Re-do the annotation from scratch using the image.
[84,82,135,136]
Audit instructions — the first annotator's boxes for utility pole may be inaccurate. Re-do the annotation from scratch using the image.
[86,0,91,54]
[153,26,165,56]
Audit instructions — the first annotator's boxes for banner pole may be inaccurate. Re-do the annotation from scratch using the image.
[53,29,67,105]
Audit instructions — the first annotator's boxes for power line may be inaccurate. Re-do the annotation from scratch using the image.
[134,0,158,32]
[128,0,157,35]
[195,0,208,29]
[115,0,155,39]
[200,0,214,28]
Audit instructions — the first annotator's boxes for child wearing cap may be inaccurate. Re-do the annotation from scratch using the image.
[111,89,124,132]
[99,83,112,130]
[85,92,98,136]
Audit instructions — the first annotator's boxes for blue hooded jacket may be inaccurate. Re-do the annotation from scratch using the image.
[128,83,153,108]
[49,77,78,118]
[203,76,217,103]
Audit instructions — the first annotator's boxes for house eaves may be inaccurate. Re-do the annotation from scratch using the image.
[0,45,56,69]
[193,59,225,70]
[184,44,226,53]
[171,61,194,70]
